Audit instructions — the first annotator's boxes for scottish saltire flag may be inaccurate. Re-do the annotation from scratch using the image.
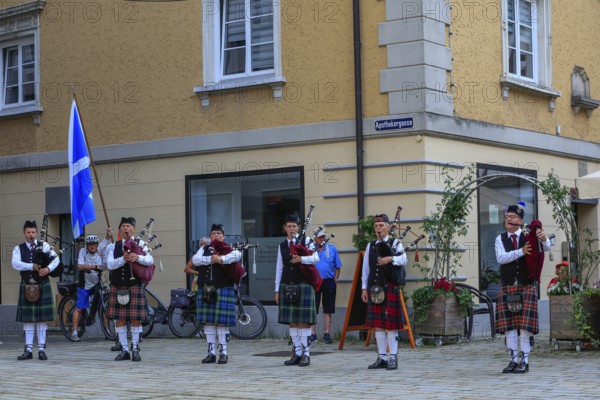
[68,100,96,238]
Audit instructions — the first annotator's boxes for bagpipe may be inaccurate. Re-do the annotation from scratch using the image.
[289,204,323,292]
[124,218,163,284]
[306,226,335,252]
[33,214,63,279]
[203,239,248,283]
[508,220,548,283]
[373,206,426,285]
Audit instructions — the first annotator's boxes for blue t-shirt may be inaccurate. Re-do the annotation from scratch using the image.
[315,243,342,279]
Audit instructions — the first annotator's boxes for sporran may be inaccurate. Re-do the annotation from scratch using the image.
[506,293,523,313]
[117,289,130,305]
[369,285,385,304]
[284,284,300,304]
[202,285,217,304]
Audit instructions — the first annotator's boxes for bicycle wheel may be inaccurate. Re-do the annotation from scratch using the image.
[57,295,77,341]
[98,301,117,341]
[229,296,267,340]
[141,320,154,338]
[167,305,203,338]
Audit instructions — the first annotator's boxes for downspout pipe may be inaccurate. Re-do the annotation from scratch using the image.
[353,0,365,222]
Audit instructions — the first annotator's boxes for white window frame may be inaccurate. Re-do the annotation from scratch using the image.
[195,0,285,107]
[0,1,44,123]
[500,0,560,111]
[2,38,36,106]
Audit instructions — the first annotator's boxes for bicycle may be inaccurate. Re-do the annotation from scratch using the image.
[57,270,116,341]
[141,286,169,337]
[167,283,267,340]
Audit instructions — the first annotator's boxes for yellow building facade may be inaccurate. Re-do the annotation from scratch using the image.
[1,1,599,335]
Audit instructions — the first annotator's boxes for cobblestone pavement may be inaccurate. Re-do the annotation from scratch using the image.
[0,331,598,399]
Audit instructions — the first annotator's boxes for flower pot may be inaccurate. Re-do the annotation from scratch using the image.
[550,294,600,340]
[414,294,464,337]
[484,282,500,301]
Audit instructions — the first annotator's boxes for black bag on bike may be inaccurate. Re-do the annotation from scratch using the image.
[170,288,195,308]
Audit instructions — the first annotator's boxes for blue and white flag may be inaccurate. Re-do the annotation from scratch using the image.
[68,100,96,238]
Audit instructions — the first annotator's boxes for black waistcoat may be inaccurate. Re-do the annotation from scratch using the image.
[280,240,307,285]
[367,239,394,287]
[19,242,49,284]
[499,232,530,286]
[196,245,235,289]
[109,240,142,287]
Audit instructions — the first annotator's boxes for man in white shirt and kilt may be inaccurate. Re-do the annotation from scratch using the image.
[192,223,242,365]
[495,203,551,374]
[275,214,320,367]
[12,220,60,360]
[360,214,407,371]
[107,217,154,362]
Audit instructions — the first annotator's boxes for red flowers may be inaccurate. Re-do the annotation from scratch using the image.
[432,277,459,294]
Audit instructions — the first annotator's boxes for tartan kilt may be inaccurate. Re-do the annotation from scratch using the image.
[107,285,148,322]
[16,280,55,323]
[495,284,539,334]
[278,283,317,325]
[366,284,403,331]
[196,286,236,327]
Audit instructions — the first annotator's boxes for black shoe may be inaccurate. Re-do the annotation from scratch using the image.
[284,354,301,366]
[299,354,310,367]
[111,342,123,352]
[502,361,518,373]
[323,333,333,344]
[218,353,228,364]
[17,348,32,361]
[131,346,141,362]
[368,357,388,369]
[38,350,48,361]
[307,334,317,346]
[114,350,130,361]
[513,361,529,373]
[386,356,398,370]
[202,353,216,364]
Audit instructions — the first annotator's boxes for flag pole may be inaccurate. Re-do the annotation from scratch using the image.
[70,86,112,238]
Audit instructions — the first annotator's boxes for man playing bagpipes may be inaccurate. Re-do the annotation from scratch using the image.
[107,217,154,362]
[192,224,243,365]
[495,203,552,374]
[12,220,60,361]
[360,214,408,371]
[274,214,321,367]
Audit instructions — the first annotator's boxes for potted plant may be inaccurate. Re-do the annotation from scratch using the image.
[540,173,600,347]
[411,165,476,339]
[479,263,501,300]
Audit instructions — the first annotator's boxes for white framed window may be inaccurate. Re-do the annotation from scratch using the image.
[195,0,285,107]
[0,1,44,122]
[2,39,36,106]
[500,0,560,110]
[506,0,537,81]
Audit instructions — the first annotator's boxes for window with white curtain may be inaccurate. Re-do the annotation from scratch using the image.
[201,0,282,86]
[2,41,36,106]
[222,0,274,76]
[502,0,552,85]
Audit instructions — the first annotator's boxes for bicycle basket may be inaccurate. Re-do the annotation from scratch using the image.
[56,281,78,296]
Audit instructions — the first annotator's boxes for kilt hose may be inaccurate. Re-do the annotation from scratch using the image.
[196,286,237,327]
[366,284,404,331]
[16,279,55,323]
[107,285,148,322]
[495,283,539,334]
[278,283,317,325]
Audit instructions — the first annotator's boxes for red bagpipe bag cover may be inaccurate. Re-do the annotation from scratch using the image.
[525,220,544,283]
[123,239,155,284]
[210,240,246,283]
[290,242,323,292]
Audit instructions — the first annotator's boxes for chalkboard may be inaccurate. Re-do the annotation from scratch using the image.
[338,251,369,350]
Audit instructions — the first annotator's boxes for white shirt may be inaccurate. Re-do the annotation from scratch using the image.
[192,244,241,266]
[12,240,60,272]
[495,229,551,265]
[274,238,320,292]
[361,236,407,290]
